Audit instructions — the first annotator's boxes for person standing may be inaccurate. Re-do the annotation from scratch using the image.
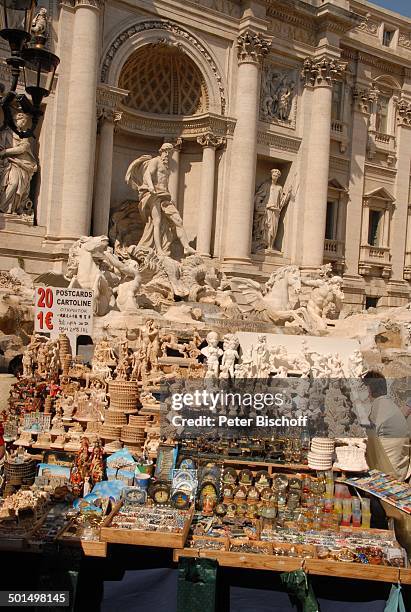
[363,371,411,481]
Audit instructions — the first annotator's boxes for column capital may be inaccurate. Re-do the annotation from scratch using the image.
[197,132,225,149]
[301,56,347,88]
[352,85,378,115]
[395,97,411,127]
[98,108,122,131]
[163,136,183,151]
[237,30,270,65]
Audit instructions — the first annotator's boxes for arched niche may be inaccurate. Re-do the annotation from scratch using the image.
[101,19,227,116]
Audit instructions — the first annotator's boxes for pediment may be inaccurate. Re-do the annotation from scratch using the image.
[328,179,347,192]
[364,187,395,202]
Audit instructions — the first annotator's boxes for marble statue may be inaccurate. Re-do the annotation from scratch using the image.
[64,235,143,315]
[229,265,301,324]
[65,235,113,316]
[260,68,295,122]
[0,113,38,215]
[299,266,344,332]
[201,331,223,379]
[31,8,48,44]
[104,251,141,312]
[125,143,195,258]
[252,169,291,252]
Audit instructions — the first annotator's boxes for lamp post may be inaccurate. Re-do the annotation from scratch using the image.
[0,0,59,138]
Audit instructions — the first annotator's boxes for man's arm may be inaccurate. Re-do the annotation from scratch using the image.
[0,141,30,158]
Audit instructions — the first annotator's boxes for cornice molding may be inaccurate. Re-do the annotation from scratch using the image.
[256,130,301,153]
[341,46,405,77]
[117,109,235,139]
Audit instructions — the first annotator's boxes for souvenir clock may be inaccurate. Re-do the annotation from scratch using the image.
[149,481,171,505]
[171,490,190,510]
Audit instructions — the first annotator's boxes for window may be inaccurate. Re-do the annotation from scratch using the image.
[382,29,394,47]
[365,296,379,309]
[325,201,336,240]
[368,210,383,246]
[331,81,343,121]
[375,95,390,134]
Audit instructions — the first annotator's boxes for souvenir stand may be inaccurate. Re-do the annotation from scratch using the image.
[1,319,411,611]
[0,255,411,606]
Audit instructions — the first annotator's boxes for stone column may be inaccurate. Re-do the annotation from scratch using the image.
[92,109,122,236]
[345,87,374,276]
[391,99,411,280]
[59,0,103,239]
[168,138,182,205]
[361,204,369,245]
[223,30,270,264]
[300,57,346,268]
[196,133,224,257]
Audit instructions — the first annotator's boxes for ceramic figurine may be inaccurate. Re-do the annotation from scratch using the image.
[90,439,104,484]
[201,331,222,379]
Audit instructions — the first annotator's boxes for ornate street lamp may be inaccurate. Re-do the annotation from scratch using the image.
[0,0,60,138]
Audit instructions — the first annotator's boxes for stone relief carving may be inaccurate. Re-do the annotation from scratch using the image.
[109,200,142,254]
[395,98,411,127]
[125,142,195,258]
[355,14,379,37]
[268,18,316,47]
[0,112,38,216]
[399,31,411,50]
[188,0,241,18]
[260,67,296,124]
[252,169,292,253]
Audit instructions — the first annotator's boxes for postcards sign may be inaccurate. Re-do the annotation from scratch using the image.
[34,286,94,352]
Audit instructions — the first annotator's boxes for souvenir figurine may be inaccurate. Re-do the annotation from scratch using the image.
[201,332,223,379]
[202,495,215,514]
[90,439,104,484]
[220,334,239,380]
[70,466,83,497]
[75,437,91,482]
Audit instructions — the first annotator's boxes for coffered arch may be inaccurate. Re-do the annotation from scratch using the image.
[100,19,227,116]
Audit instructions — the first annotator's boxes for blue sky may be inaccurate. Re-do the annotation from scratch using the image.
[370,0,411,17]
